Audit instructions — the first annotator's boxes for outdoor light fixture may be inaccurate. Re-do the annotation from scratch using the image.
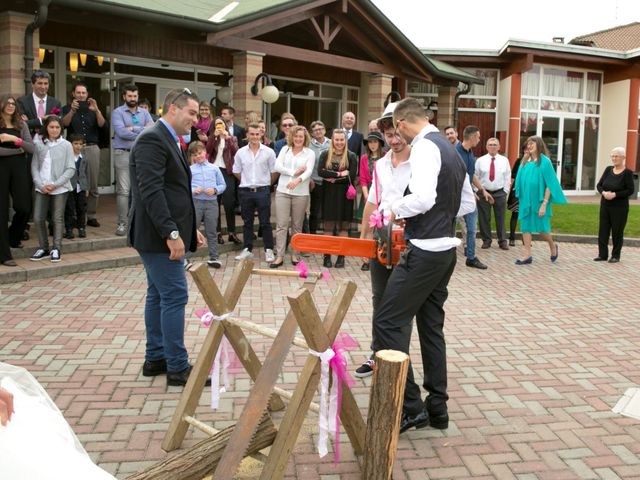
[79,53,87,66]
[251,73,279,104]
[38,48,45,63]
[96,55,104,66]
[69,52,78,72]
[217,85,232,104]
[384,91,401,107]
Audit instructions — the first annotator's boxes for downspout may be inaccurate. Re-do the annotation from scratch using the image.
[24,0,51,95]
[453,82,470,129]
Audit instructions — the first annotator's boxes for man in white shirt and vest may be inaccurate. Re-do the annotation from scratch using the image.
[372,98,476,434]
[475,138,511,250]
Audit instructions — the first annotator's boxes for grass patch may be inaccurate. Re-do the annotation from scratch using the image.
[550,203,640,237]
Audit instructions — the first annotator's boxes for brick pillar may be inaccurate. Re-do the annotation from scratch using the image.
[232,51,265,127]
[0,11,39,96]
[507,73,522,166]
[367,74,393,122]
[437,85,458,130]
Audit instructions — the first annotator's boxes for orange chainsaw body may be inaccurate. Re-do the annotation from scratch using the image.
[290,232,406,267]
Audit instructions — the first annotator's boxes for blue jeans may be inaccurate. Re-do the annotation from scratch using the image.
[138,251,190,373]
[463,209,477,260]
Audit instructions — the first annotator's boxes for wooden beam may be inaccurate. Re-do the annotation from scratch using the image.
[506,46,628,67]
[501,53,534,79]
[328,13,396,70]
[208,35,399,76]
[207,0,334,41]
[234,8,324,40]
[309,15,341,50]
[604,64,640,84]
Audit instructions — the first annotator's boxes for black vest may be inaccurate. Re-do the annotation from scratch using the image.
[404,131,467,240]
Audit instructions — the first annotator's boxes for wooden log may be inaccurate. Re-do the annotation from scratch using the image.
[362,350,409,480]
[252,268,323,279]
[127,415,277,480]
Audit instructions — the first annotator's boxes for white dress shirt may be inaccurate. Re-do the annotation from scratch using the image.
[475,153,511,194]
[274,146,315,196]
[366,150,412,215]
[233,143,276,187]
[391,124,475,252]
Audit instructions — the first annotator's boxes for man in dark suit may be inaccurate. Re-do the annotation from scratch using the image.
[129,88,206,387]
[342,111,364,160]
[17,70,62,137]
[220,106,246,146]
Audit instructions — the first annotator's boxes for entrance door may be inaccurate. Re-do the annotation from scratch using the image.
[539,115,580,191]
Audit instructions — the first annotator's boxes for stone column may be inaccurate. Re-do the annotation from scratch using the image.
[232,51,265,126]
[437,85,458,130]
[0,11,38,96]
[367,74,393,122]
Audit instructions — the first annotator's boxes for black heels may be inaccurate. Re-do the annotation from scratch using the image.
[334,255,345,268]
[323,254,332,268]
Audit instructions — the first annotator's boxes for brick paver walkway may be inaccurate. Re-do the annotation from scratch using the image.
[1,241,639,479]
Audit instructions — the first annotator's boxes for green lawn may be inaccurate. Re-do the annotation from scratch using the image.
[549,203,640,238]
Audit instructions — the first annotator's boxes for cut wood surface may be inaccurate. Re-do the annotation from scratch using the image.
[362,349,409,480]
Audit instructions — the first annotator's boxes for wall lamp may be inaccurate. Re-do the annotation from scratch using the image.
[251,73,279,104]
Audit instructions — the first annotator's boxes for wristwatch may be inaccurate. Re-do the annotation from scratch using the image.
[169,230,180,240]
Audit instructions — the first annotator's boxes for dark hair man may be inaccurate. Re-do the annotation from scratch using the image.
[455,125,491,269]
[220,106,246,147]
[61,81,106,228]
[111,83,154,236]
[129,88,206,387]
[371,98,475,434]
[17,70,62,137]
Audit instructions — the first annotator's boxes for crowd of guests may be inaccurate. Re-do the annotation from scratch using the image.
[1,71,637,270]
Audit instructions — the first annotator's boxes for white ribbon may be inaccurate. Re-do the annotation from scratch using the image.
[200,312,232,410]
[308,347,336,457]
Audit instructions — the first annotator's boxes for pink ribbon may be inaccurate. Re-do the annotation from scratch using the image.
[195,308,239,409]
[328,333,357,463]
[369,209,383,229]
[294,259,309,278]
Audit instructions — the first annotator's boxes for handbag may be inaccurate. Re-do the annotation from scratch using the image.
[346,178,356,200]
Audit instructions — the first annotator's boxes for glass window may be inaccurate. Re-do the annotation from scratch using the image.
[586,72,601,102]
[542,68,583,99]
[581,116,598,189]
[320,85,342,99]
[347,88,358,102]
[458,97,496,109]
[463,69,498,96]
[522,65,540,97]
[39,47,55,70]
[66,52,111,75]
[407,81,438,95]
[521,98,538,110]
[541,100,583,113]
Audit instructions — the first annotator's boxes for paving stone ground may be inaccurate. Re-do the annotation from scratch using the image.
[1,241,640,479]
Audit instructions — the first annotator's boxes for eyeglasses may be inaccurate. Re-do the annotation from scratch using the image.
[281,123,294,128]
[393,118,405,130]
[311,127,324,132]
[487,143,498,147]
[6,102,16,106]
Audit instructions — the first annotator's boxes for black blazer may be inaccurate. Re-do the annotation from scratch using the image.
[347,130,364,161]
[128,121,197,253]
[229,123,246,147]
[16,94,62,136]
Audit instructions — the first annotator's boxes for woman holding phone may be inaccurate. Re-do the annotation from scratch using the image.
[206,116,240,244]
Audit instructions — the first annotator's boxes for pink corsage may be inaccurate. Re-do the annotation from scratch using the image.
[51,108,61,115]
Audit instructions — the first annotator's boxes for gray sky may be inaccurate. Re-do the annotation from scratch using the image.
[372,0,640,50]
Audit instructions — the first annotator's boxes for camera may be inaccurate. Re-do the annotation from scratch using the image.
[77,100,89,112]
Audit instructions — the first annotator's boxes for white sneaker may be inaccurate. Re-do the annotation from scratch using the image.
[264,248,275,263]
[235,248,254,260]
[207,258,222,269]
[115,224,127,236]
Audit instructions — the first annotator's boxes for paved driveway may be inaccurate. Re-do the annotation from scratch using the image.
[1,241,639,479]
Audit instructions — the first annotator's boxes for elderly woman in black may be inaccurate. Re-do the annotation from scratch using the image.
[594,146,635,263]
[0,94,34,267]
[317,128,357,268]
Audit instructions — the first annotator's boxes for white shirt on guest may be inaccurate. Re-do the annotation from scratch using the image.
[274,146,315,196]
[475,153,511,194]
[233,143,276,187]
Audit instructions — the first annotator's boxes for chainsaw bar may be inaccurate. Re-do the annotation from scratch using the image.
[290,233,377,258]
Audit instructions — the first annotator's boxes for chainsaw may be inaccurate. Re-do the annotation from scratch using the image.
[291,221,407,269]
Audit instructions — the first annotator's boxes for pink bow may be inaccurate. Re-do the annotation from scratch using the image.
[328,333,357,463]
[369,209,383,229]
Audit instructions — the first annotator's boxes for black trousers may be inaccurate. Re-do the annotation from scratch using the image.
[0,154,32,262]
[239,189,273,250]
[368,255,394,351]
[308,183,324,234]
[217,168,237,234]
[477,190,507,244]
[598,203,628,260]
[372,244,457,416]
[65,190,88,229]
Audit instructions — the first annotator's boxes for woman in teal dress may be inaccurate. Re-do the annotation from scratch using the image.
[514,136,567,265]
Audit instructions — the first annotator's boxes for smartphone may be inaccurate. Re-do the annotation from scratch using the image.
[77,100,89,112]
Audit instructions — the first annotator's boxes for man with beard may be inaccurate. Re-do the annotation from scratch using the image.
[372,98,475,433]
[111,83,154,236]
